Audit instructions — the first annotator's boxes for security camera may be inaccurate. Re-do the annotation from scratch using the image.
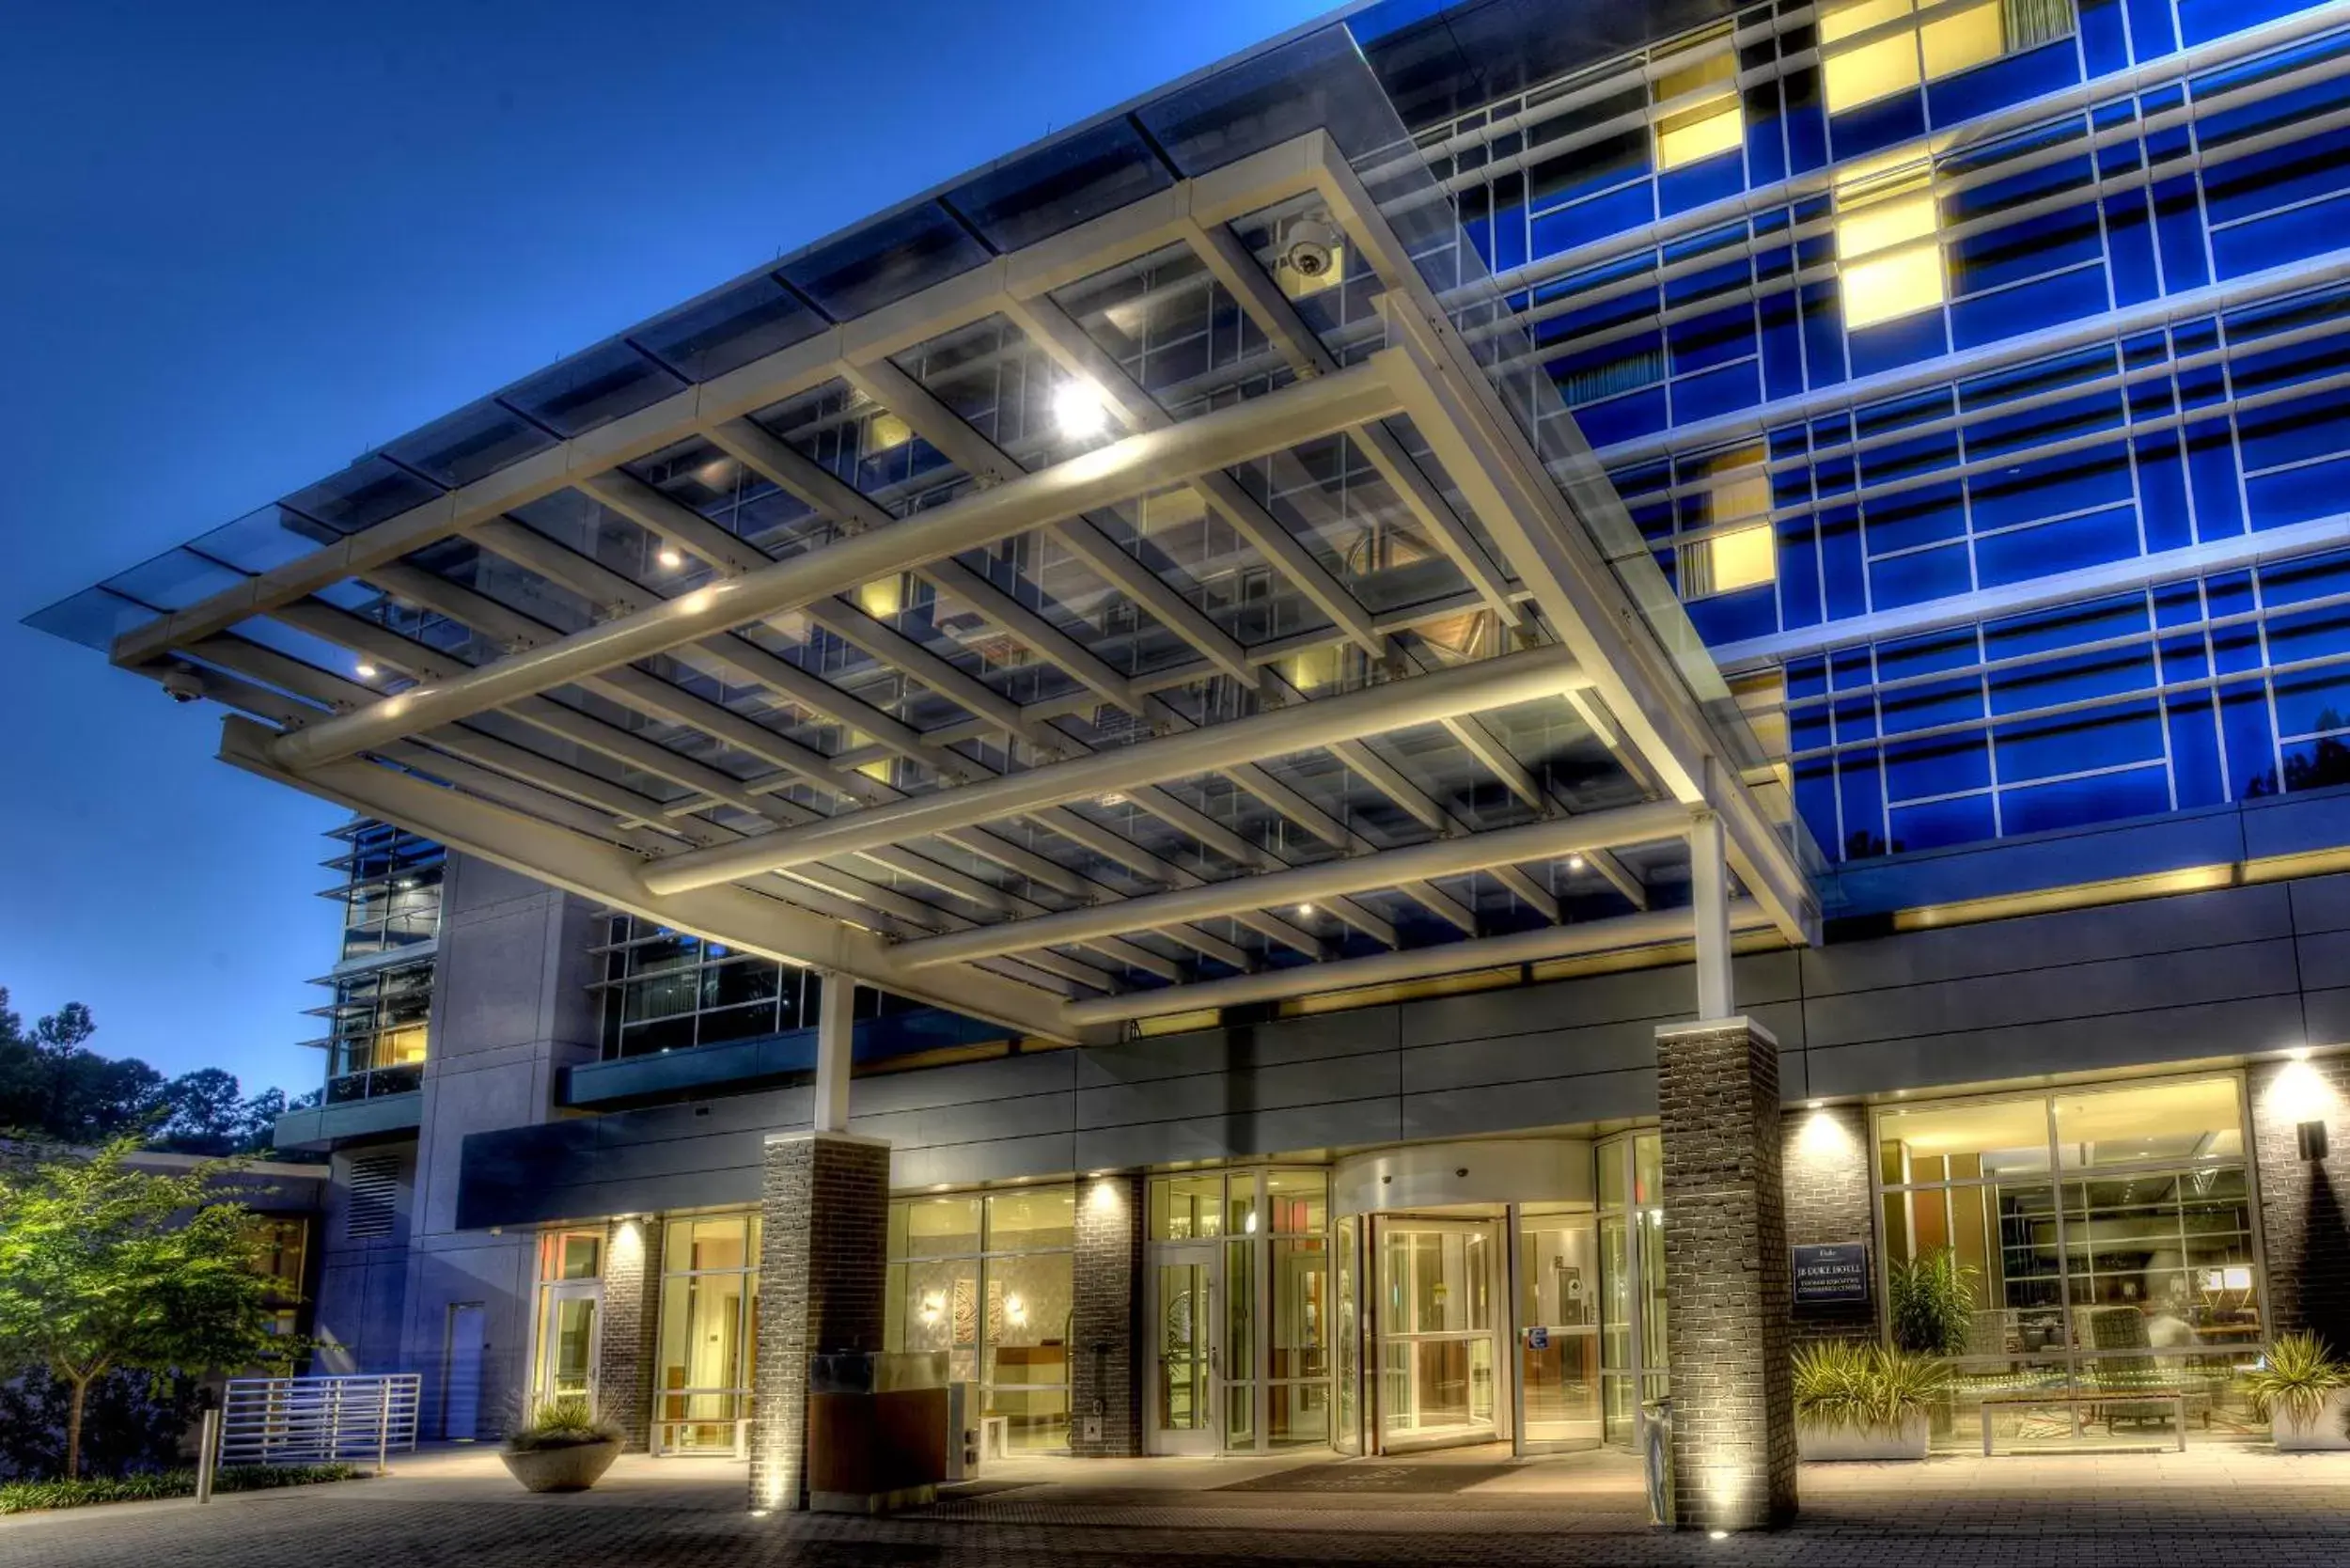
[161,667,204,704]
[1280,215,1345,283]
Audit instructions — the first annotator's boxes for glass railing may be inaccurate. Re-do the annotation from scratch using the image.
[324,1063,424,1104]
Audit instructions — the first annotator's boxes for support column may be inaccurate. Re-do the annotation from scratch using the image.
[597,1215,664,1451]
[748,1130,890,1513]
[813,970,854,1135]
[1070,1174,1145,1457]
[1655,1015,1796,1532]
[1688,809,1733,1022]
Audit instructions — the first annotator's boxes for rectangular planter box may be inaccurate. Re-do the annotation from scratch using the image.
[1798,1414,1930,1462]
[2274,1388,2350,1451]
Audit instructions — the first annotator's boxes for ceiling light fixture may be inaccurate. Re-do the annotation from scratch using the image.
[1052,381,1109,439]
[354,662,378,680]
[656,545,685,570]
[1296,902,1315,917]
[1567,854,1587,870]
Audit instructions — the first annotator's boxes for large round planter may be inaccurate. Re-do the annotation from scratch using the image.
[2273,1388,2350,1451]
[1798,1413,1930,1462]
[500,1438,621,1493]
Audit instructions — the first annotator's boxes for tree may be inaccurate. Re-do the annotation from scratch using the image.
[0,988,163,1143]
[0,1137,295,1478]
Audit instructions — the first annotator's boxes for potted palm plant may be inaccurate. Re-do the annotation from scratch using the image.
[500,1398,625,1492]
[2242,1332,2350,1451]
[1794,1341,1950,1461]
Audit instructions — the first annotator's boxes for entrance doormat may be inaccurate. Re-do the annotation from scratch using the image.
[1216,1462,1521,1494]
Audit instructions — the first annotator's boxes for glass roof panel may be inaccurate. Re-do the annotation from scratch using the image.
[779,201,994,322]
[1049,243,1279,407]
[402,536,603,635]
[1245,745,1435,850]
[282,455,445,537]
[384,398,559,490]
[22,587,160,651]
[104,549,249,612]
[1231,431,1478,618]
[944,118,1175,254]
[633,272,826,383]
[465,707,696,808]
[1095,488,1337,650]
[504,339,685,439]
[958,531,1198,680]
[751,377,969,519]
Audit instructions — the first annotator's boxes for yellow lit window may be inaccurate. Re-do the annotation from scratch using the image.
[1824,32,1922,111]
[1657,100,1744,168]
[1680,522,1777,599]
[1710,472,1773,526]
[1837,189,1935,259]
[1921,0,2007,76]
[1837,180,1945,329]
[1842,244,1946,328]
[381,1025,429,1066]
[1819,0,1914,44]
[1653,32,1743,170]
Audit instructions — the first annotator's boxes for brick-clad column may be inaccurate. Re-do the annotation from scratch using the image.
[2249,1054,2350,1353]
[749,1131,890,1513]
[1656,1017,1797,1533]
[597,1215,663,1451]
[1781,1104,1876,1346]
[1070,1174,1144,1457]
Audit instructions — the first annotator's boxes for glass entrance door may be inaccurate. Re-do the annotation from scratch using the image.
[1151,1243,1220,1454]
[1513,1208,1603,1452]
[534,1279,601,1406]
[1375,1218,1503,1450]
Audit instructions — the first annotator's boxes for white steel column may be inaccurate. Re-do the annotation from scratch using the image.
[1689,810,1733,1021]
[812,970,854,1135]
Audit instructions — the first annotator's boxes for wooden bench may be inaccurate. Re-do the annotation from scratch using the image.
[1978,1387,2187,1454]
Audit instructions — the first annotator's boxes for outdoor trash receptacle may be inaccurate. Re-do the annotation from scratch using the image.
[806,1350,948,1513]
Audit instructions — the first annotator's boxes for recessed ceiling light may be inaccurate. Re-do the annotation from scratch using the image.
[354,662,378,680]
[656,545,685,570]
[1567,854,1586,870]
[1296,902,1315,917]
[1052,381,1109,439]
[1098,792,1128,808]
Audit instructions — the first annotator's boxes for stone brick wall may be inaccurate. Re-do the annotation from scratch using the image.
[1070,1175,1144,1457]
[597,1215,663,1451]
[2249,1055,2350,1354]
[1781,1103,1876,1346]
[1656,1017,1797,1533]
[748,1132,889,1513]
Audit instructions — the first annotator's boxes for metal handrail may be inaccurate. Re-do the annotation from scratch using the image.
[217,1373,421,1471]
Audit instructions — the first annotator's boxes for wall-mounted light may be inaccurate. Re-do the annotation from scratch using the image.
[1003,1293,1026,1326]
[918,1291,944,1325]
[2300,1120,2329,1162]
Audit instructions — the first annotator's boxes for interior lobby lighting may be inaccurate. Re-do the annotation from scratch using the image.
[656,545,686,570]
[1052,381,1109,439]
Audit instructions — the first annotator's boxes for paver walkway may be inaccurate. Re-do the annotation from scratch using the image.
[6,1442,2348,1566]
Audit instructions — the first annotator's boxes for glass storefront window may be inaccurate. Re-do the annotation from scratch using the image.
[539,1231,601,1281]
[885,1185,1073,1453]
[1144,1168,1333,1452]
[1597,1133,1665,1446]
[1151,1173,1224,1239]
[1874,1074,2264,1450]
[655,1214,760,1453]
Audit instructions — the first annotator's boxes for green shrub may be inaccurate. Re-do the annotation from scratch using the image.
[0,1463,361,1514]
[1888,1247,1978,1356]
[1793,1340,1952,1432]
[505,1397,622,1453]
[2241,1331,2350,1429]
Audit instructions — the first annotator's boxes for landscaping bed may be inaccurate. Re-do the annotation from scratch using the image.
[0,1463,365,1514]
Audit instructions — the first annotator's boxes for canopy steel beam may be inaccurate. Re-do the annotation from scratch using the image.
[266,356,1402,774]
[900,801,1687,970]
[1062,900,1771,1026]
[216,715,1075,1041]
[112,137,1333,671]
[640,645,1588,896]
[1304,134,1816,945]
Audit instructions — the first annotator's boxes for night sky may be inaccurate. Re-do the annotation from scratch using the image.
[0,0,1334,1095]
